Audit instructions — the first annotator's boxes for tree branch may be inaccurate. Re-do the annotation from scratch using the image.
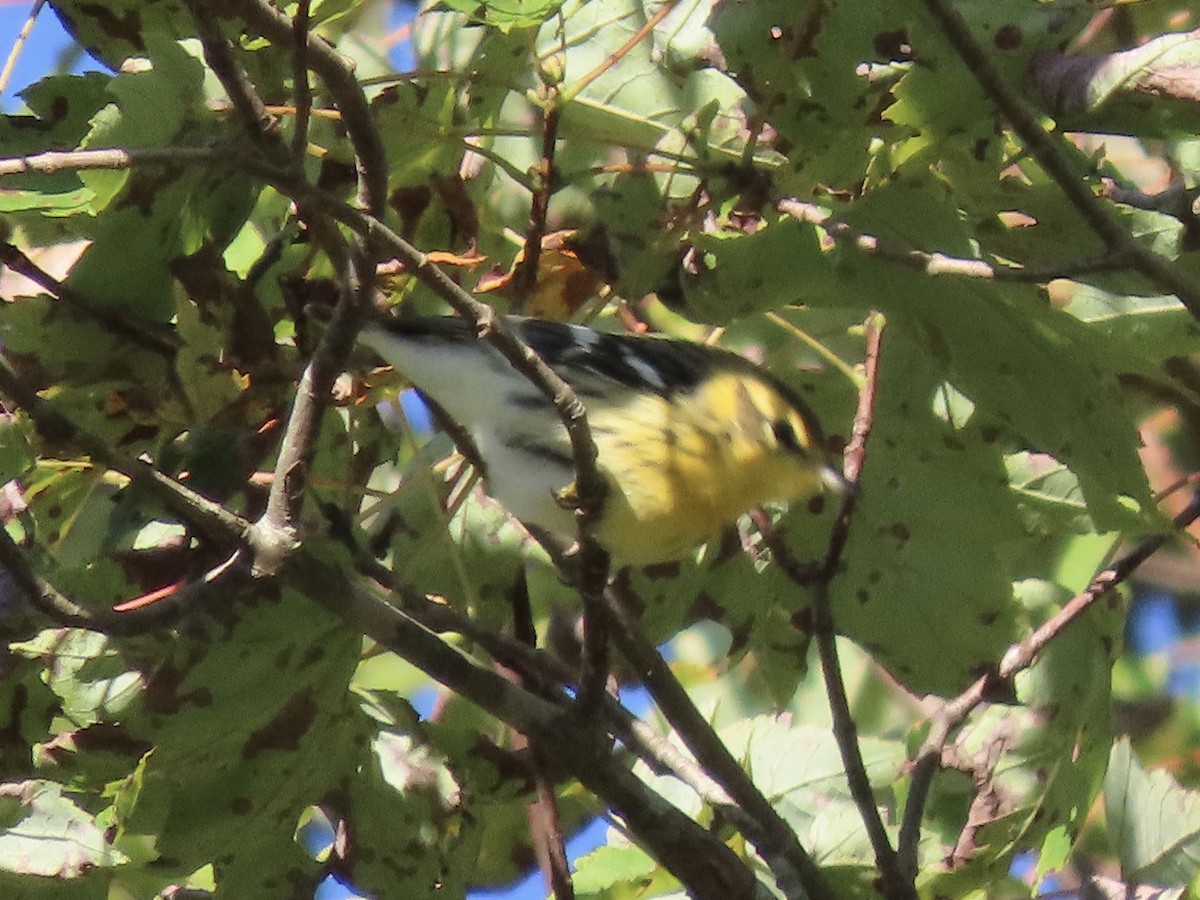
[918,0,1200,319]
[0,146,228,176]
[898,491,1200,874]
[187,0,285,156]
[289,552,757,900]
[182,4,380,575]
[753,314,906,894]
[511,77,560,298]
[349,529,740,808]
[290,0,314,166]
[0,522,248,636]
[506,576,575,900]
[776,198,1135,283]
[604,582,836,900]
[233,0,388,215]
[806,315,915,899]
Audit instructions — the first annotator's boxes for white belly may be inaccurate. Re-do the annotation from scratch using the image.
[472,424,578,536]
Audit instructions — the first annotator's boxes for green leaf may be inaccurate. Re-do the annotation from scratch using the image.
[66,167,259,322]
[0,780,126,877]
[839,184,1157,533]
[572,841,659,894]
[339,727,480,894]
[710,0,901,195]
[47,0,195,69]
[1107,737,1200,886]
[440,0,564,31]
[0,415,36,484]
[551,0,756,165]
[82,37,202,150]
[172,297,248,424]
[1065,287,1200,389]
[682,216,827,323]
[592,171,681,302]
[623,713,904,895]
[0,188,95,216]
[1006,454,1095,535]
[720,716,905,865]
[11,629,143,727]
[112,591,366,895]
[831,321,1024,695]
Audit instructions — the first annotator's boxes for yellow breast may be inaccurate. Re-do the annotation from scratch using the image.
[589,378,826,565]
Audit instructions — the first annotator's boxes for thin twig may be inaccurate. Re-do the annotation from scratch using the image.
[251,294,360,575]
[0,144,345,280]
[511,71,617,709]
[605,582,836,900]
[0,523,247,635]
[0,0,46,98]
[898,491,1200,874]
[804,315,915,899]
[528,765,574,900]
[0,146,229,177]
[290,0,313,167]
[187,1,283,154]
[235,0,388,215]
[506,575,575,900]
[252,279,366,574]
[777,198,1135,284]
[511,79,560,298]
[558,0,679,105]
[0,242,179,358]
[575,541,612,709]
[1100,179,1200,219]
[0,359,252,547]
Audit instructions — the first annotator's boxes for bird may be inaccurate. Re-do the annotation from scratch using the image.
[355,314,846,566]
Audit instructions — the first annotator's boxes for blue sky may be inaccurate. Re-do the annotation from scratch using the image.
[0,1,99,109]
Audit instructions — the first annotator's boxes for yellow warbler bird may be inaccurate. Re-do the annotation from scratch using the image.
[357,315,845,566]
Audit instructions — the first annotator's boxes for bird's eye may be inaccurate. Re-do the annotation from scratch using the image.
[772,419,802,453]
